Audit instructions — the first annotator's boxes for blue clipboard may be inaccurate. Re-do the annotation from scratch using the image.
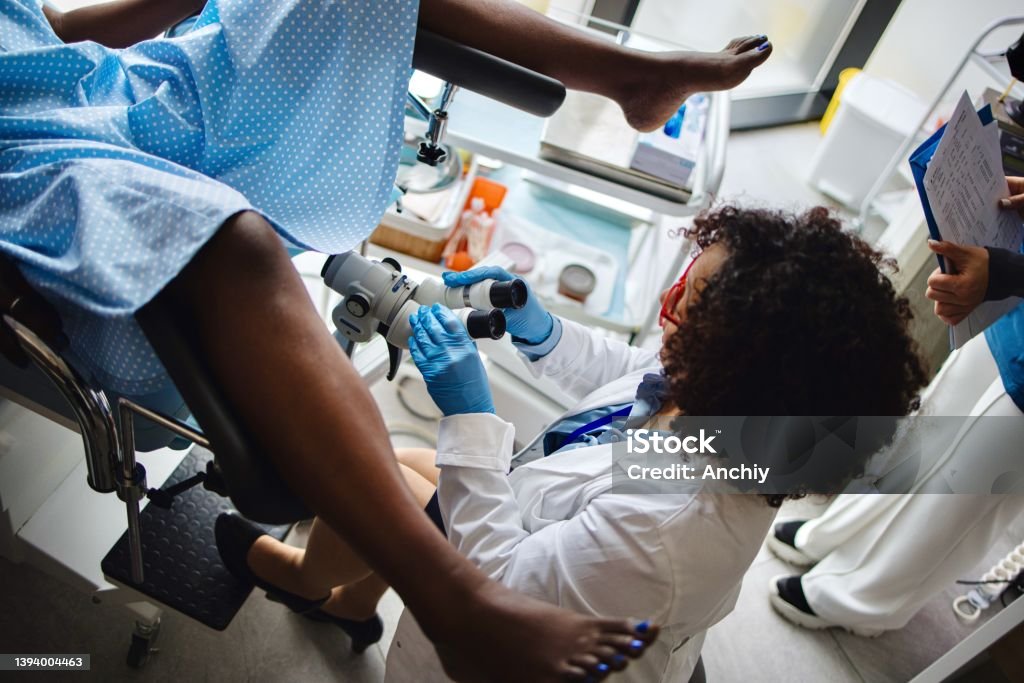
[909,104,995,274]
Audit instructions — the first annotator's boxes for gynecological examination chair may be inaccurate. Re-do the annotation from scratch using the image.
[0,20,566,668]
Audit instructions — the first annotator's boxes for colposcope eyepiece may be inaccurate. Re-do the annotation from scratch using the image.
[414,277,529,311]
[489,279,528,309]
[463,309,506,340]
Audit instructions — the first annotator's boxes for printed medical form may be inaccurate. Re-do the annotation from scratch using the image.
[923,92,1024,347]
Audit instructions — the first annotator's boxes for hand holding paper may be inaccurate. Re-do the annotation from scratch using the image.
[925,240,989,325]
[1000,176,1024,216]
[922,94,1021,253]
[911,92,1024,347]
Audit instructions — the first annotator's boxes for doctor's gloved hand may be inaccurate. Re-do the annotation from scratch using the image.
[408,304,495,416]
[443,266,553,344]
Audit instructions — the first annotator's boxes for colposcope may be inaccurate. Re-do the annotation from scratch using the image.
[321,252,528,380]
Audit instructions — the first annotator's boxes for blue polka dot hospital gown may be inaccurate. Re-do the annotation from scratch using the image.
[0,0,419,406]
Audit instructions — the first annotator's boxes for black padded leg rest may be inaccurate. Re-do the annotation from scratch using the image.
[102,448,291,631]
[136,297,310,524]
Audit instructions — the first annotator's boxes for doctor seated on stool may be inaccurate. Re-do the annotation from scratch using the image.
[222,206,927,682]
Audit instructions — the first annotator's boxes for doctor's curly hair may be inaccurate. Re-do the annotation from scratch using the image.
[662,206,928,503]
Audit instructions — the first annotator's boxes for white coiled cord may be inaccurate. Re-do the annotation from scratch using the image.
[953,542,1024,623]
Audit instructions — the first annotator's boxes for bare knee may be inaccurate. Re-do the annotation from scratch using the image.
[395,447,436,467]
[396,447,440,486]
[166,210,292,304]
[395,448,413,467]
[208,210,287,276]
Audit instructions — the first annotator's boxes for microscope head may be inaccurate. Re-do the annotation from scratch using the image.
[322,252,524,380]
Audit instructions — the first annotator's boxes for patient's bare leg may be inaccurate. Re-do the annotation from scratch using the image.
[246,453,435,619]
[243,514,403,622]
[155,212,657,681]
[245,462,434,599]
[420,0,772,131]
[396,447,441,486]
[322,574,391,621]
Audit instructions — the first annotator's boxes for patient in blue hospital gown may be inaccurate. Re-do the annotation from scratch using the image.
[0,2,775,679]
[1,0,416,397]
[1,0,775,400]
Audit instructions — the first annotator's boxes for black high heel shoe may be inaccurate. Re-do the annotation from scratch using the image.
[214,512,329,615]
[303,609,384,654]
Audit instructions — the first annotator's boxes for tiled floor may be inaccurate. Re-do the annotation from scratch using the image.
[2,122,1021,683]
[1,495,1020,683]
[0,549,397,683]
[718,122,848,211]
[702,499,1024,683]
[0,374,424,683]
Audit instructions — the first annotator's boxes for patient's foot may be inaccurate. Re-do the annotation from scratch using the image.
[307,586,386,654]
[421,579,659,682]
[321,583,382,621]
[244,535,330,602]
[617,35,772,132]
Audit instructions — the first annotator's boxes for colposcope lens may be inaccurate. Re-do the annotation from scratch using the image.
[321,254,337,278]
[465,309,506,340]
[489,279,528,309]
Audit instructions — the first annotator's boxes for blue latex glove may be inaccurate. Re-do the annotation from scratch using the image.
[443,266,553,344]
[408,304,495,416]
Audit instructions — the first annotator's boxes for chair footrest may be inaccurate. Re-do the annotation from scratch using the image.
[101,448,290,631]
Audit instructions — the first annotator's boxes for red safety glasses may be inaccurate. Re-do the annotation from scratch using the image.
[659,254,700,328]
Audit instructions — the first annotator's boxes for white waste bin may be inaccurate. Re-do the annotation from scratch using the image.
[808,72,926,209]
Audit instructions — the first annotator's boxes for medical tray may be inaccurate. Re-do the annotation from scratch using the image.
[370,156,479,262]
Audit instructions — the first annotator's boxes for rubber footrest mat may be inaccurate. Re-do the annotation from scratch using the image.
[102,447,292,630]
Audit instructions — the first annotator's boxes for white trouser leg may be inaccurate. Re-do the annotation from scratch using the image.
[802,491,1024,630]
[793,334,1024,630]
[795,334,1001,560]
[800,380,1024,630]
[794,493,901,561]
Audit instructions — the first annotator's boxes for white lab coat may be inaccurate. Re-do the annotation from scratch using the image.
[385,318,778,683]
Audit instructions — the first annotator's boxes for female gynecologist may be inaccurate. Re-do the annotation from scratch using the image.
[383,205,929,682]
[385,263,764,683]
